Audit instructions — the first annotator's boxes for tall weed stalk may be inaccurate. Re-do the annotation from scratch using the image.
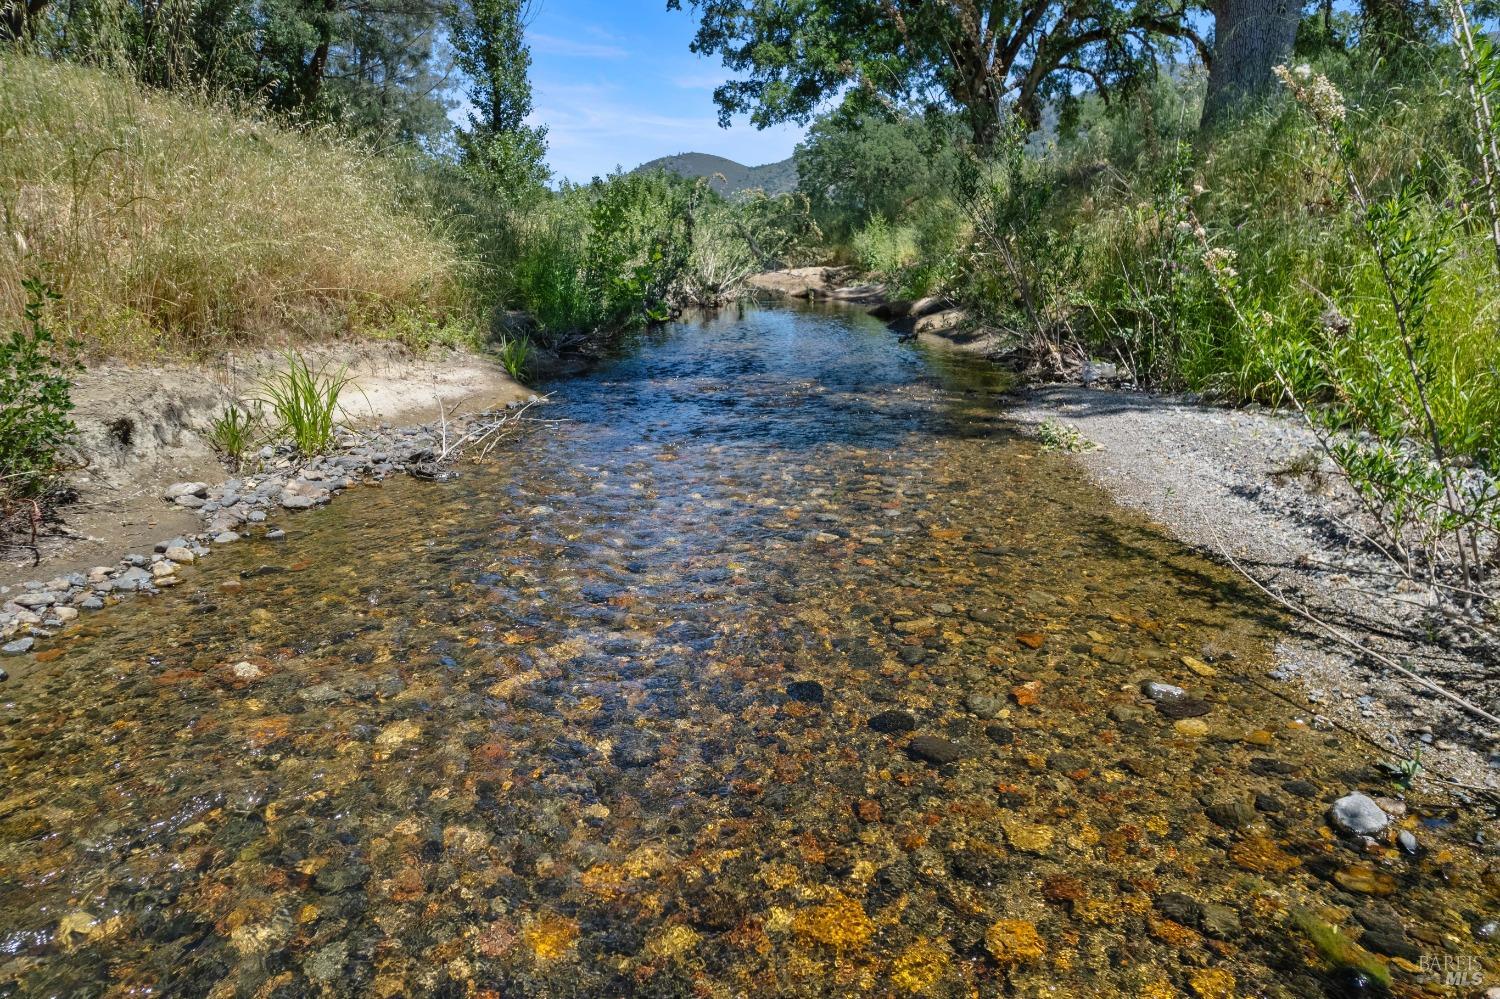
[1444,0,1500,273]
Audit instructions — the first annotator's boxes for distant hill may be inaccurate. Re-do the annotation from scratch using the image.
[630,152,798,196]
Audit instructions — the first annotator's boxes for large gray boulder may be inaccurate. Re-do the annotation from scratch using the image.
[1329,792,1389,836]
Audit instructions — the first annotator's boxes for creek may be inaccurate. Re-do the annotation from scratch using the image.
[1,305,1495,996]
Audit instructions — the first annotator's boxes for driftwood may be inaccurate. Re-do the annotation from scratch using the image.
[433,395,557,465]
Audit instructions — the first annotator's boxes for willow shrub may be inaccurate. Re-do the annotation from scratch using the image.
[935,54,1499,465]
[497,172,689,341]
[930,53,1500,599]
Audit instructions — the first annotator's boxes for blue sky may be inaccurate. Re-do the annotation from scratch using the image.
[521,0,808,183]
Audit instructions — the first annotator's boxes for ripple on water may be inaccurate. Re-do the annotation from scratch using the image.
[1,305,1496,997]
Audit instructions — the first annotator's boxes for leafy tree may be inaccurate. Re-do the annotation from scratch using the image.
[668,0,1208,149]
[324,0,457,146]
[1357,0,1437,57]
[446,0,549,195]
[1,0,50,41]
[23,0,457,146]
[795,110,966,237]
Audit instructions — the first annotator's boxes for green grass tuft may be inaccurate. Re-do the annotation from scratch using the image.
[259,354,353,457]
[207,404,261,469]
[495,337,533,384]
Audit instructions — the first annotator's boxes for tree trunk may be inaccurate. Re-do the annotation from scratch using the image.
[1199,0,1301,128]
[967,103,1000,150]
[297,0,337,109]
[949,45,1003,151]
[1,0,50,42]
[0,0,22,39]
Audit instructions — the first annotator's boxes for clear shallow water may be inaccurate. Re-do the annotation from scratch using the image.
[1,306,1496,997]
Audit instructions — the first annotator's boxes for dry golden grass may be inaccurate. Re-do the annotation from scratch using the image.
[0,56,465,356]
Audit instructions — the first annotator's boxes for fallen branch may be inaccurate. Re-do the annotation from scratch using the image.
[1217,541,1500,728]
[433,396,557,464]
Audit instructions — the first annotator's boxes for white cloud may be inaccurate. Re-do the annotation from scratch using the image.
[580,23,626,42]
[529,33,630,60]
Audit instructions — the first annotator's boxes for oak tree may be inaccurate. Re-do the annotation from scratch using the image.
[446,0,549,193]
[668,0,1209,149]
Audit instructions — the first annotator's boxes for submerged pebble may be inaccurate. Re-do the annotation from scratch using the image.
[1330,792,1391,837]
[869,709,917,734]
[907,735,963,765]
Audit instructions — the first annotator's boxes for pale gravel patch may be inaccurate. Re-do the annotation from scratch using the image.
[1006,384,1500,792]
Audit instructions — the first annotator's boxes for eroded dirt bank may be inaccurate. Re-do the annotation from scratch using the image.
[1,343,530,588]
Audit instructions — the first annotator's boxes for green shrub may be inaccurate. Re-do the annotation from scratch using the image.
[0,278,78,503]
[795,111,967,242]
[498,171,816,339]
[1037,421,1096,453]
[578,172,690,327]
[852,216,919,278]
[859,52,1500,436]
[681,188,822,306]
[1201,64,1500,599]
[495,172,689,341]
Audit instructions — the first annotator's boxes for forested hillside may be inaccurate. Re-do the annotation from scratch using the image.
[630,153,797,195]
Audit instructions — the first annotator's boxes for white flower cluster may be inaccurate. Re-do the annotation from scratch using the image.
[1274,63,1347,128]
[1201,245,1238,279]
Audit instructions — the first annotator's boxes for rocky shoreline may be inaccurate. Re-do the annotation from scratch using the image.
[747,265,1004,353]
[1,400,539,671]
[1004,385,1500,792]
